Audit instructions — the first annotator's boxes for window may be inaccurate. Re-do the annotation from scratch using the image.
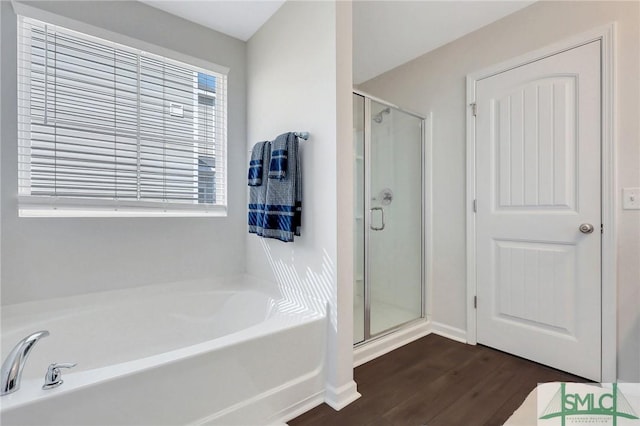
[17,17,227,216]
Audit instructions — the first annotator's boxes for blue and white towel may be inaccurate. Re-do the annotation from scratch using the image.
[248,133,302,242]
[248,141,271,235]
[248,141,268,186]
[268,135,289,180]
[261,132,301,242]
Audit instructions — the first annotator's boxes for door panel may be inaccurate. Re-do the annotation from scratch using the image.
[496,76,577,210]
[494,240,576,335]
[476,41,601,380]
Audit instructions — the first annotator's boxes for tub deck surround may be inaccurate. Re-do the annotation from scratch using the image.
[0,275,327,425]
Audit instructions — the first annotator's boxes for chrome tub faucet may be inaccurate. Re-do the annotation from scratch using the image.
[1,330,50,396]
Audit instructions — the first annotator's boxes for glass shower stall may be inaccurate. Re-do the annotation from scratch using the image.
[353,92,425,345]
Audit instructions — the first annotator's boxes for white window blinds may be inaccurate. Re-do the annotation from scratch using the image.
[17,16,227,216]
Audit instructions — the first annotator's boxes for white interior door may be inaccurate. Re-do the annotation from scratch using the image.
[475,41,602,380]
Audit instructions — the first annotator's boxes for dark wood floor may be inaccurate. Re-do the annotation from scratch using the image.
[290,334,586,426]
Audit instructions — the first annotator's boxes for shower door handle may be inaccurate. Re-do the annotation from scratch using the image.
[370,207,385,231]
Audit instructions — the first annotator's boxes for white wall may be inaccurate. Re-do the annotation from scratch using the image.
[359,0,640,381]
[0,1,247,305]
[246,0,358,408]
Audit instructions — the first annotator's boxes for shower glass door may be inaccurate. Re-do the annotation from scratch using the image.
[353,92,424,345]
[367,100,423,336]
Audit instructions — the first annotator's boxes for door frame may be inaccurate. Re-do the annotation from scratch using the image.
[465,24,617,382]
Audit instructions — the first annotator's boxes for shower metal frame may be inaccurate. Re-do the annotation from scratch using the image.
[353,90,426,345]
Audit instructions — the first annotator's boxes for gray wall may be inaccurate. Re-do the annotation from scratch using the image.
[360,0,640,381]
[1,1,247,305]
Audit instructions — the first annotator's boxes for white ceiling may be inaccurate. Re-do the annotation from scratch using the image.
[139,0,285,42]
[353,1,535,83]
[140,0,534,84]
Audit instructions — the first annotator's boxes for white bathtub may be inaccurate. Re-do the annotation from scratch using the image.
[0,275,327,425]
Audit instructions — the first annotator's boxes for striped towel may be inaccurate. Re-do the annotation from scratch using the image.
[248,141,271,235]
[261,132,302,242]
[268,134,289,180]
[248,141,268,186]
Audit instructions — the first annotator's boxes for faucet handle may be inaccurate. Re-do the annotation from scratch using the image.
[42,362,77,390]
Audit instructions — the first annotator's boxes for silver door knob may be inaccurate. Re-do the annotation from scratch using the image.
[579,223,594,234]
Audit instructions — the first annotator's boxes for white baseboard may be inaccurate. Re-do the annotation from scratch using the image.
[324,380,361,411]
[353,320,468,368]
[353,321,432,367]
[429,321,468,344]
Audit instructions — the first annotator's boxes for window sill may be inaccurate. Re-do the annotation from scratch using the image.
[18,196,227,218]
[19,209,227,218]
